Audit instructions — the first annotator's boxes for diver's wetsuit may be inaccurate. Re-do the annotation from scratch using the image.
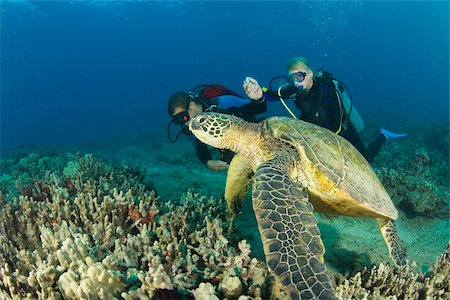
[262,74,385,162]
[190,95,267,166]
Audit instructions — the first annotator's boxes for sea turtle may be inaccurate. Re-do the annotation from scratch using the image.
[189,112,406,300]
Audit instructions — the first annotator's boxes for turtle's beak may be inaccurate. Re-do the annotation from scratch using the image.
[189,113,210,132]
[189,113,215,145]
[189,117,201,132]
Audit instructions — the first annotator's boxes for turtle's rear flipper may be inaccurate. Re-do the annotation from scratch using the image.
[377,218,407,267]
[253,156,335,300]
[225,154,253,234]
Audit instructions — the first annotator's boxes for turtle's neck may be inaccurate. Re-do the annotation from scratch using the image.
[225,121,264,159]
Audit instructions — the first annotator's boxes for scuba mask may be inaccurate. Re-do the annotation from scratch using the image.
[167,92,223,143]
[287,71,307,86]
[167,110,191,143]
[172,110,190,125]
[167,105,222,143]
[287,71,308,92]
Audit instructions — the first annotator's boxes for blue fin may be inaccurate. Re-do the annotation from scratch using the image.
[380,128,409,140]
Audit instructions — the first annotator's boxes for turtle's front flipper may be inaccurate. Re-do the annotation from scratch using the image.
[253,155,335,300]
[377,218,407,267]
[225,154,253,234]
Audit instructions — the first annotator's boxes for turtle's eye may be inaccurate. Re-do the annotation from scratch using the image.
[198,116,207,124]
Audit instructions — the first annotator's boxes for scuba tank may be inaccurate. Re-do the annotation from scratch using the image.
[316,69,365,133]
[331,79,365,132]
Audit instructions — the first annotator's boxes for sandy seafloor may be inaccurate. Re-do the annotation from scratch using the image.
[73,122,449,277]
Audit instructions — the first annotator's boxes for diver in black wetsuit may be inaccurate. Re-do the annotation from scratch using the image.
[167,84,266,171]
[243,57,407,162]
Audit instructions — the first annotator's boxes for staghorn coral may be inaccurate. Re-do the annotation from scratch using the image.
[335,242,450,299]
[0,152,448,299]
[0,152,156,202]
[57,255,125,300]
[0,153,270,299]
[193,282,219,300]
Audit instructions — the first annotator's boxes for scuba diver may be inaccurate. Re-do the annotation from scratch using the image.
[167,84,266,171]
[242,57,408,163]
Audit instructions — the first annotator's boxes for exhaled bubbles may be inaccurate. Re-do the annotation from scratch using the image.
[299,0,363,53]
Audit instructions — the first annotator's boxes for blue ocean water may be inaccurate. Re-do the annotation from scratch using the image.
[1,0,449,152]
[1,3,449,298]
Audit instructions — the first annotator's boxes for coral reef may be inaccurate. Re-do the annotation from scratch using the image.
[375,148,449,217]
[0,153,269,299]
[0,152,448,299]
[371,122,449,218]
[335,243,449,299]
[0,152,156,202]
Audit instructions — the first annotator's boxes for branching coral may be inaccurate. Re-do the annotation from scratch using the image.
[375,147,449,217]
[0,153,270,299]
[335,243,450,299]
[367,121,449,218]
[0,152,448,299]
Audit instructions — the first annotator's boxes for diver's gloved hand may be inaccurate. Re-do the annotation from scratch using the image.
[206,160,229,172]
[243,77,264,102]
[380,128,409,140]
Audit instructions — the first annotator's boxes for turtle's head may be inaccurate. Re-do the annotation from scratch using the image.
[189,112,246,150]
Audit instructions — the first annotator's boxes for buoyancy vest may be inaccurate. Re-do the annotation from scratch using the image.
[189,84,265,122]
[295,70,364,133]
[189,84,243,109]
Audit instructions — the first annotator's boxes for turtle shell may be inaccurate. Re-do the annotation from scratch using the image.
[264,117,398,220]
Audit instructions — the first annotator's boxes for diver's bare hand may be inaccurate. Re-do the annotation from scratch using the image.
[207,160,229,172]
[243,77,263,101]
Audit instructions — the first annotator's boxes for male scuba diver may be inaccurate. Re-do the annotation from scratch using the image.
[243,57,407,162]
[167,84,266,171]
